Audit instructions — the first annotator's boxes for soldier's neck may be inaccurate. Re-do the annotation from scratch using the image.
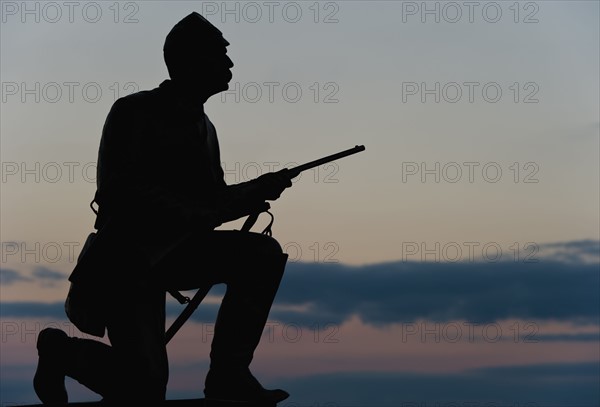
[169,79,209,109]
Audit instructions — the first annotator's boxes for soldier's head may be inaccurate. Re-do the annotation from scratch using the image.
[163,12,233,99]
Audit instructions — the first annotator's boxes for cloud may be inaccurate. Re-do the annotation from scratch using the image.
[1,241,598,327]
[538,239,600,263]
[268,258,599,326]
[0,268,31,285]
[0,266,68,287]
[32,266,68,281]
[0,301,65,319]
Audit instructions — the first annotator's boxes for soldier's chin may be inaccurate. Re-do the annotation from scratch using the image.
[209,82,229,97]
[220,79,232,91]
[224,71,233,86]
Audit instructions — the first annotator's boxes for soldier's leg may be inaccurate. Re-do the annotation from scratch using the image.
[157,230,288,400]
[34,327,116,403]
[209,233,287,371]
[34,287,167,403]
[104,285,168,401]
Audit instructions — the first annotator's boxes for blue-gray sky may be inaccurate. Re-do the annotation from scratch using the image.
[1,1,599,406]
[2,1,598,265]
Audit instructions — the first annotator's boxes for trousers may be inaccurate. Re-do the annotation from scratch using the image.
[63,230,288,401]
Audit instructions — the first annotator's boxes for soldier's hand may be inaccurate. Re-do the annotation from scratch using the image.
[255,169,292,200]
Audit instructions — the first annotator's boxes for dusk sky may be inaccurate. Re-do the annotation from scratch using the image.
[1,1,599,406]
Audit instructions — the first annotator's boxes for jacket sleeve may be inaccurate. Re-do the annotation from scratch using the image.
[204,117,272,223]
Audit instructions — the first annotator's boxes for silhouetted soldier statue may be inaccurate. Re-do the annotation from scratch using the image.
[33,12,292,405]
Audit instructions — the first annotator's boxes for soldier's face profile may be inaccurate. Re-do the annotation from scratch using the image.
[189,43,233,96]
[209,46,233,85]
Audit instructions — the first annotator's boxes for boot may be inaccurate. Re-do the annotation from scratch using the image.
[33,328,69,403]
[34,328,118,402]
[204,367,289,404]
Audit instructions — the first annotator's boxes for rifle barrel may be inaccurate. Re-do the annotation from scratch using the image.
[288,145,365,178]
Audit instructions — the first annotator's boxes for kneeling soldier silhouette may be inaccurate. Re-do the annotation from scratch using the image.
[34,12,292,405]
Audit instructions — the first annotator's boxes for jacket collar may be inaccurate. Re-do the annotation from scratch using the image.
[159,79,205,119]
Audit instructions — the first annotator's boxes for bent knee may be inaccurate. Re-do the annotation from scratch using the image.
[249,233,284,256]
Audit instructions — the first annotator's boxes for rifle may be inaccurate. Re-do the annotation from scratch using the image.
[240,145,366,232]
[286,144,366,178]
[165,145,365,344]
